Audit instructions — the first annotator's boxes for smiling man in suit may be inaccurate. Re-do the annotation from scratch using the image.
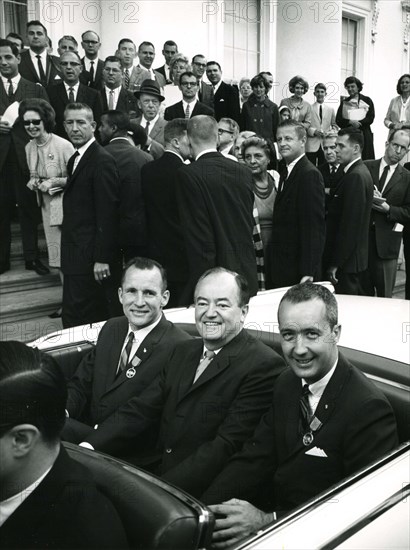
[79,267,285,497]
[192,54,214,109]
[155,40,178,84]
[206,61,240,123]
[306,83,338,166]
[363,130,410,297]
[62,257,190,444]
[46,51,103,139]
[204,283,398,548]
[164,71,214,121]
[61,103,120,328]
[18,20,61,86]
[100,56,139,120]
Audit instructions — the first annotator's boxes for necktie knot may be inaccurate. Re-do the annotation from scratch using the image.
[193,350,216,384]
[203,350,215,361]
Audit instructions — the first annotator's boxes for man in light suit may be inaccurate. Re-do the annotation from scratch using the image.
[363,130,410,297]
[164,71,214,121]
[204,283,398,548]
[18,20,61,86]
[80,30,104,89]
[0,39,49,276]
[134,79,167,150]
[62,258,190,444]
[100,56,139,120]
[79,267,285,497]
[61,103,120,328]
[206,61,240,123]
[137,41,166,89]
[271,121,326,289]
[155,40,178,84]
[176,115,258,304]
[306,83,338,166]
[192,54,214,109]
[46,51,103,139]
[116,38,150,93]
[324,127,374,295]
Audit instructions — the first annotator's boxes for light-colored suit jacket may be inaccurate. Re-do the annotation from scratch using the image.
[306,102,338,152]
[128,66,166,92]
[136,115,167,146]
[384,95,410,136]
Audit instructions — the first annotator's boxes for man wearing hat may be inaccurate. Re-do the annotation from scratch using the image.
[134,79,167,158]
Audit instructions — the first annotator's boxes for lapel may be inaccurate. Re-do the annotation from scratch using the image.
[366,159,381,187]
[12,78,26,102]
[24,51,40,82]
[150,118,164,141]
[0,80,8,109]
[65,140,98,190]
[176,101,185,118]
[117,87,127,111]
[384,164,404,197]
[76,83,89,103]
[275,156,305,204]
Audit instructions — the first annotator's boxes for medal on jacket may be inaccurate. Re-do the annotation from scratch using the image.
[126,356,142,378]
[302,416,323,446]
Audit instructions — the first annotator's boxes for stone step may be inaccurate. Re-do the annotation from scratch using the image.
[0,314,63,343]
[0,285,63,325]
[0,263,61,294]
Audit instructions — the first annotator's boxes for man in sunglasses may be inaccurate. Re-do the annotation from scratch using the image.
[0,39,50,276]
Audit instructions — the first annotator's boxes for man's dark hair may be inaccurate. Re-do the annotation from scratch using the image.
[388,128,410,144]
[102,110,130,132]
[121,257,168,292]
[314,82,327,92]
[64,102,94,122]
[138,41,155,51]
[117,38,135,49]
[206,61,222,71]
[127,121,148,147]
[194,267,250,307]
[164,40,178,49]
[60,50,82,63]
[6,32,23,45]
[278,282,338,328]
[26,20,48,34]
[0,38,20,57]
[338,127,364,151]
[0,342,67,443]
[179,71,198,85]
[277,119,307,140]
[164,118,188,145]
[58,35,78,47]
[103,55,122,69]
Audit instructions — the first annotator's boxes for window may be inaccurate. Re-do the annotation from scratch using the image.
[341,16,358,84]
[0,0,37,42]
[223,0,260,81]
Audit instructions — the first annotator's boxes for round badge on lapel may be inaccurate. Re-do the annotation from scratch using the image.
[126,367,136,379]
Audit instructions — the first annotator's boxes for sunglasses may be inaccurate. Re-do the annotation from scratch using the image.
[23,119,42,126]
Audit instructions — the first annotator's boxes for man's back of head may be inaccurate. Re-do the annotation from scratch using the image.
[164,118,190,159]
[187,115,218,157]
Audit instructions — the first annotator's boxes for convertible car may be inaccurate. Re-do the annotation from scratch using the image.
[31,284,410,550]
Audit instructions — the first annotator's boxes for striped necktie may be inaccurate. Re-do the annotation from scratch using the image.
[108,90,114,109]
[68,87,75,103]
[193,350,215,384]
[124,68,130,89]
[185,104,190,119]
[118,333,135,373]
[300,384,312,431]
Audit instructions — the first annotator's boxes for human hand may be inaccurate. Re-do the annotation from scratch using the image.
[0,119,11,134]
[27,178,39,191]
[38,179,53,192]
[349,120,361,129]
[94,262,111,283]
[326,266,338,286]
[300,275,313,283]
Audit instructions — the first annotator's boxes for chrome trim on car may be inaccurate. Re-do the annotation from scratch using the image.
[365,373,410,392]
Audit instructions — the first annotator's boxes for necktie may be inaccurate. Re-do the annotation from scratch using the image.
[124,68,130,89]
[68,87,75,103]
[278,166,289,194]
[319,104,323,122]
[185,103,190,119]
[378,165,390,192]
[7,78,13,99]
[331,165,336,175]
[108,90,114,109]
[36,54,47,85]
[193,350,215,384]
[300,384,312,431]
[67,150,80,177]
[89,61,95,85]
[144,120,150,135]
[118,333,135,373]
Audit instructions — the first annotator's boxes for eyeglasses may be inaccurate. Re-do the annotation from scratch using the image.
[23,119,42,126]
[82,40,99,45]
[193,62,206,68]
[180,81,198,88]
[218,129,234,135]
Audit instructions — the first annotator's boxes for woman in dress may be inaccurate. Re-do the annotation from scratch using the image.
[162,53,191,107]
[241,74,279,146]
[336,76,375,160]
[242,136,279,288]
[19,98,74,317]
[280,75,312,130]
[384,74,410,163]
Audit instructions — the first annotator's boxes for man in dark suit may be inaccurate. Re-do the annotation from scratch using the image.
[61,103,120,328]
[0,39,49,275]
[192,54,214,109]
[164,71,214,121]
[318,132,344,193]
[100,56,139,120]
[154,40,178,84]
[46,51,103,139]
[79,267,285,497]
[176,115,258,304]
[403,161,410,300]
[18,20,61,86]
[203,283,398,547]
[271,121,326,288]
[324,128,374,295]
[0,341,128,549]
[206,61,240,123]
[79,30,104,89]
[141,118,191,307]
[63,258,190,444]
[363,130,410,297]
[99,110,150,261]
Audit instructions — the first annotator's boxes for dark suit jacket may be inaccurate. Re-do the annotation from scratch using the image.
[201,353,398,511]
[0,77,49,173]
[18,49,62,86]
[61,141,119,275]
[84,329,285,498]
[0,446,128,549]
[318,163,344,190]
[176,152,258,303]
[100,86,140,119]
[141,151,189,285]
[324,159,373,273]
[271,155,326,288]
[164,100,214,121]
[198,80,214,109]
[364,160,410,259]
[46,82,104,139]
[80,58,104,89]
[67,315,190,425]
[213,81,240,123]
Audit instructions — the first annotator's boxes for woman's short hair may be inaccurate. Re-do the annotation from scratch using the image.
[169,53,190,72]
[397,73,410,95]
[241,135,275,162]
[288,75,309,94]
[344,76,363,92]
[250,74,269,93]
[18,98,56,132]
[239,77,251,89]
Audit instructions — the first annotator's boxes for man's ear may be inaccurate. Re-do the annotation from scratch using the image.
[10,425,40,457]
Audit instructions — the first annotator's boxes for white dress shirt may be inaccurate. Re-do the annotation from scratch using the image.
[379,158,398,193]
[105,85,121,109]
[29,49,47,80]
[73,137,95,171]
[302,357,338,414]
[64,81,80,100]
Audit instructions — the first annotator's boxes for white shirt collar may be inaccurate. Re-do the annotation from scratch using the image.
[196,148,218,160]
[302,356,338,414]
[182,98,197,112]
[83,57,99,71]
[212,80,222,93]
[1,74,20,87]
[286,153,305,177]
[380,158,398,173]
[76,136,95,154]
[29,49,47,62]
[141,114,159,133]
[119,314,163,368]
[344,156,361,173]
[64,81,80,96]
[165,149,185,162]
